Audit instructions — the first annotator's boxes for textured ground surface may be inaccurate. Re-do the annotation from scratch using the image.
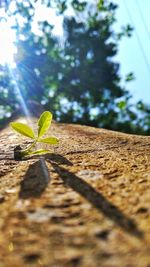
[0,117,150,267]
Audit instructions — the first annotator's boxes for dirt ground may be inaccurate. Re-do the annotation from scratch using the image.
[0,117,150,267]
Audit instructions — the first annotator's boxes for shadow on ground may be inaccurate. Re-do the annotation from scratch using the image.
[19,153,143,238]
[48,154,143,238]
[19,159,50,198]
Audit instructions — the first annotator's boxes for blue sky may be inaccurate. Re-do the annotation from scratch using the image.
[114,0,150,104]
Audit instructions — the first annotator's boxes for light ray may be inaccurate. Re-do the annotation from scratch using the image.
[8,67,31,121]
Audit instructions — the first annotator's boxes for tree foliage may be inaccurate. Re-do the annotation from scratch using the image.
[0,0,150,134]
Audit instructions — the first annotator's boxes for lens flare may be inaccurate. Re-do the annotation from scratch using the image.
[8,67,31,120]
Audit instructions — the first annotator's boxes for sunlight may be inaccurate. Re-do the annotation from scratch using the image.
[8,67,31,120]
[32,2,63,36]
[0,18,17,66]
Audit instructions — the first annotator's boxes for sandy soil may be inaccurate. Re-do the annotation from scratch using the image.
[0,117,150,267]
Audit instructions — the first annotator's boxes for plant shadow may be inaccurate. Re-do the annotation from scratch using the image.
[19,153,143,238]
[45,153,73,166]
[47,154,143,238]
[19,158,50,199]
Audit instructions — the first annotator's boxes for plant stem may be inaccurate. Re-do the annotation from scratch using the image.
[25,141,37,152]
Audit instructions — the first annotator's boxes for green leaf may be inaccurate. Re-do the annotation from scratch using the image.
[38,111,52,138]
[26,149,50,156]
[38,137,59,144]
[10,122,35,139]
[117,101,126,110]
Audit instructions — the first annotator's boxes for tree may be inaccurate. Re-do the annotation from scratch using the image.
[43,1,134,129]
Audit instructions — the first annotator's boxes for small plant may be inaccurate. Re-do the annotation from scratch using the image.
[10,111,59,160]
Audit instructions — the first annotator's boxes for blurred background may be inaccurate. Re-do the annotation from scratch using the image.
[0,0,150,134]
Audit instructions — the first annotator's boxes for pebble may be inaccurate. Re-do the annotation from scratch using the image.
[77,170,103,181]
[0,194,5,203]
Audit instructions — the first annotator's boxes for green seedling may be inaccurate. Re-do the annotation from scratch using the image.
[10,111,59,160]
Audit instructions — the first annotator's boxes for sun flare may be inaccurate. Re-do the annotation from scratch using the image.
[0,19,17,66]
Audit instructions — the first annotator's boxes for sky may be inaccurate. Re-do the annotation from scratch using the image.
[114,0,150,104]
